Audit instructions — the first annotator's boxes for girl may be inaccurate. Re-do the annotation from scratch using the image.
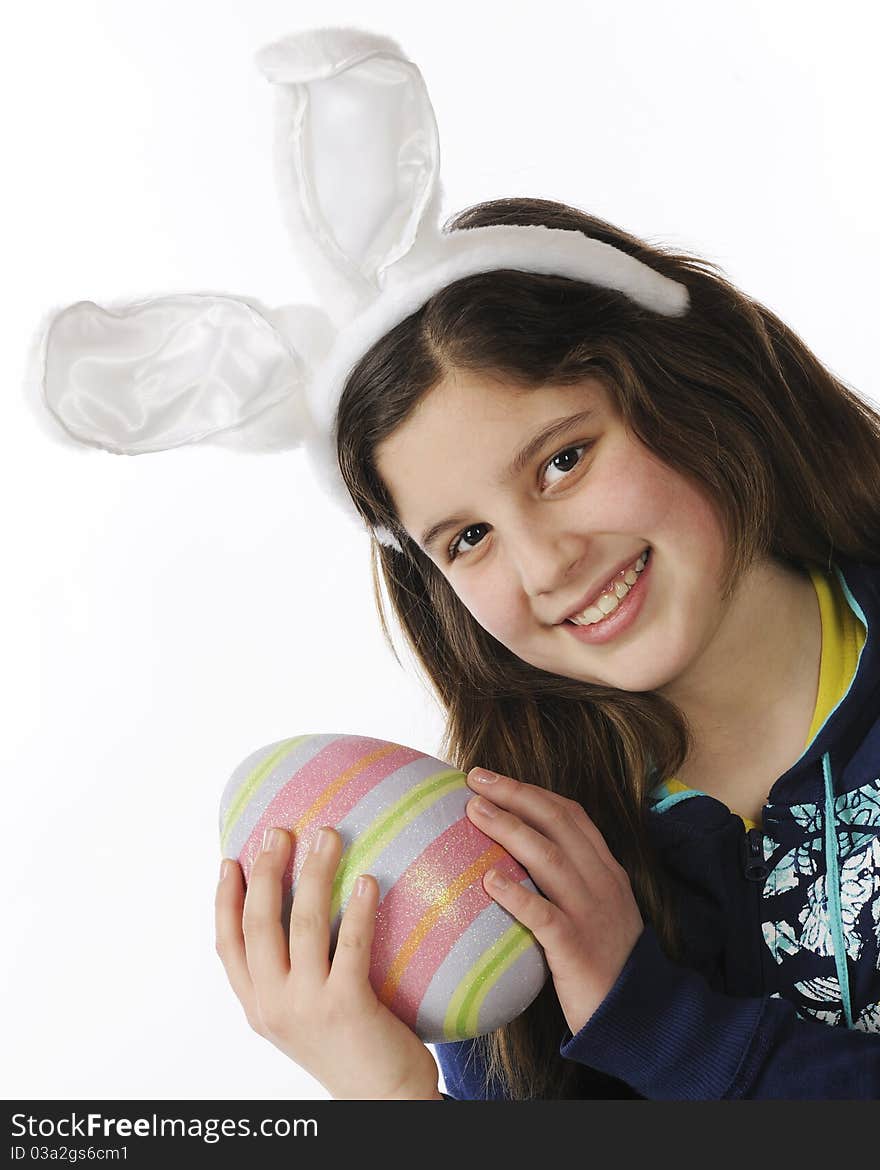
[215,196,880,1099]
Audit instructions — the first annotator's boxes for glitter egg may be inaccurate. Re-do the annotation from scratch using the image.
[218,732,549,1042]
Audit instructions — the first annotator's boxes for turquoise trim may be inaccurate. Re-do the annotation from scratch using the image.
[814,566,863,1028]
[834,561,869,628]
[650,788,705,815]
[799,563,869,757]
[822,750,854,1028]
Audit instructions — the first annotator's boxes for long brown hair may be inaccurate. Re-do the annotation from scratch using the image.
[333,197,880,1098]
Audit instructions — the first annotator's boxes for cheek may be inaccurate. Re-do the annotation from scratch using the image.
[660,473,728,561]
[586,441,668,524]
[457,577,523,640]
[629,453,725,550]
[609,449,674,519]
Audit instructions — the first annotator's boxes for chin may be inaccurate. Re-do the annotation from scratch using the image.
[553,646,679,694]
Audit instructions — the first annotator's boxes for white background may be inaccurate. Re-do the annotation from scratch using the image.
[3,0,878,1100]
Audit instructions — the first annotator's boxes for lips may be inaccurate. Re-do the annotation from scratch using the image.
[557,547,650,624]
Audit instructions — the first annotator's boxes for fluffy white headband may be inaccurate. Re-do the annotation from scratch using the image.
[29,26,689,553]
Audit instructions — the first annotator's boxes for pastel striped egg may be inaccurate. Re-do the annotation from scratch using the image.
[218,732,549,1043]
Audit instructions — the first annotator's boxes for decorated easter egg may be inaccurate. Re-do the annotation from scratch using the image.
[218,732,549,1043]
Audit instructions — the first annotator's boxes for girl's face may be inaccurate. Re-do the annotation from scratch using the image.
[374,371,729,693]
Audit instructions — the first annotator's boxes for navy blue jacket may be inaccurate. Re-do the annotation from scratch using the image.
[435,553,880,1099]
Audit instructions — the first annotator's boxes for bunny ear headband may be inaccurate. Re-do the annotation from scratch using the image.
[30,26,689,554]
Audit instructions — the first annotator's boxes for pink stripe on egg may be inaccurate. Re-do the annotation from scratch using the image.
[371,816,530,1029]
[240,737,421,884]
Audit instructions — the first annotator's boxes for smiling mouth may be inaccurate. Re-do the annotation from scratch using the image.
[562,547,651,626]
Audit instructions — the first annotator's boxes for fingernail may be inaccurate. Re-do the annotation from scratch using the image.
[219,859,232,881]
[261,828,282,853]
[485,868,508,889]
[470,769,498,784]
[471,795,496,817]
[311,827,332,854]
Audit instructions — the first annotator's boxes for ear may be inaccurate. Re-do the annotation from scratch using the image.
[255,27,445,329]
[33,292,316,454]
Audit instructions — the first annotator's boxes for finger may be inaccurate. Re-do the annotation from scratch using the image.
[242,827,293,994]
[467,769,618,872]
[214,858,260,1024]
[481,864,564,951]
[465,792,596,910]
[288,826,343,987]
[327,872,380,993]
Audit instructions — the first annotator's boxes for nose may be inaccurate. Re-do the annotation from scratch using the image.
[506,518,584,601]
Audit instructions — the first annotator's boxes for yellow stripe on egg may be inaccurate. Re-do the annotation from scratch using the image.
[378,842,508,1003]
[330,769,464,920]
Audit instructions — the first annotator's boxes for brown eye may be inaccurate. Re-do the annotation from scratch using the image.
[448,523,489,562]
[542,444,588,487]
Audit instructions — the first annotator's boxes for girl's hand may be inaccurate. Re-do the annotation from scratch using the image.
[464,769,645,1038]
[215,826,443,1100]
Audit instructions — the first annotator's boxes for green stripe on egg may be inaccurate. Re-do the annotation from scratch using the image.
[446,920,538,1040]
[220,735,311,853]
[330,769,463,920]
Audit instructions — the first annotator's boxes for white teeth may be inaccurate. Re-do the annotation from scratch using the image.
[568,549,649,626]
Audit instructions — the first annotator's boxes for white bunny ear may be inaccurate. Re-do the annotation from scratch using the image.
[32,293,314,455]
[255,27,445,329]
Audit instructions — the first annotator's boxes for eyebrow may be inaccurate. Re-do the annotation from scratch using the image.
[418,407,597,554]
